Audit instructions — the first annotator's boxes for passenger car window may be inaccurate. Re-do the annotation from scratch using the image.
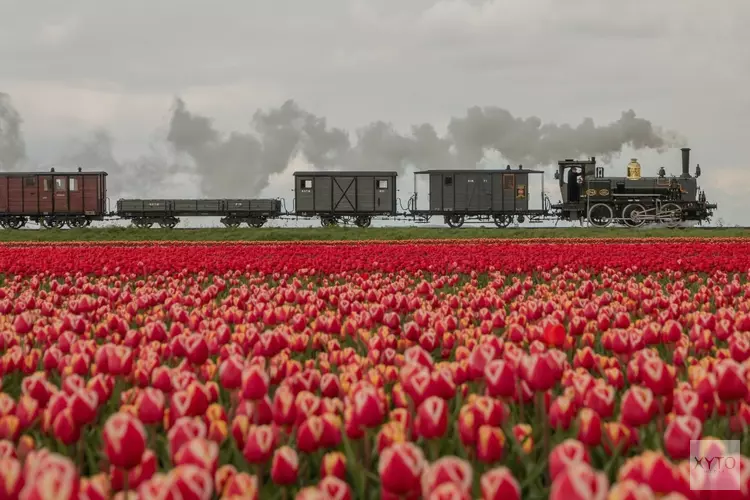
[69,178,78,191]
[24,177,36,187]
[55,179,65,191]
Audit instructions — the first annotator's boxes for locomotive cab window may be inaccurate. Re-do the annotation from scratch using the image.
[55,179,65,191]
[377,179,388,189]
[444,176,453,186]
[69,178,79,191]
[503,174,515,189]
[24,177,36,188]
[302,179,313,189]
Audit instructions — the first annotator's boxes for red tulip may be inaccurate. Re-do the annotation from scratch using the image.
[242,425,276,464]
[221,472,259,499]
[102,412,147,470]
[270,446,299,485]
[664,415,702,460]
[218,356,244,390]
[320,451,347,480]
[318,476,353,500]
[415,396,448,440]
[484,360,516,398]
[715,359,748,401]
[378,442,426,496]
[241,365,270,401]
[549,463,608,500]
[549,439,591,482]
[475,425,506,464]
[480,467,521,500]
[420,456,472,497]
[0,456,23,499]
[173,437,219,475]
[620,386,656,427]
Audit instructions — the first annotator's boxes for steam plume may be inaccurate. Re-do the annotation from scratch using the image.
[167,100,679,196]
[0,93,26,170]
[1,89,679,198]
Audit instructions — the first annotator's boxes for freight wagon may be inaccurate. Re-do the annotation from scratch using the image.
[115,199,283,228]
[0,169,108,229]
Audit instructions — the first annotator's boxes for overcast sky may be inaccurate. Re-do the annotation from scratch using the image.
[0,0,748,226]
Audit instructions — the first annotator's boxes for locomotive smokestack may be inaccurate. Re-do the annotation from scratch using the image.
[681,147,691,178]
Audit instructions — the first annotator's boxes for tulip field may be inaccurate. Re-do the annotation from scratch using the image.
[3,237,750,499]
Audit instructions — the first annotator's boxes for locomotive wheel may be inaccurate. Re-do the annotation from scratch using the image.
[41,217,64,229]
[354,216,372,228]
[247,217,266,228]
[446,214,465,228]
[587,203,613,228]
[659,203,682,228]
[493,215,512,228]
[622,203,646,228]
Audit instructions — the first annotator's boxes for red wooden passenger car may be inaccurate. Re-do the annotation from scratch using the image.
[0,169,108,228]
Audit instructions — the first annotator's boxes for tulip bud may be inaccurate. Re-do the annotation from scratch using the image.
[549,463,608,500]
[270,446,299,485]
[173,437,219,475]
[319,476,353,500]
[103,412,147,470]
[664,415,702,460]
[549,439,591,482]
[476,425,506,464]
[0,457,23,499]
[378,442,426,496]
[320,451,347,480]
[243,425,276,464]
[421,456,472,497]
[222,472,259,499]
[480,466,521,500]
[620,386,656,427]
[415,396,448,440]
[241,365,270,400]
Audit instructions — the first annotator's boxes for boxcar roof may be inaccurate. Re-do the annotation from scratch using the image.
[0,171,108,176]
[415,168,546,174]
[293,171,398,177]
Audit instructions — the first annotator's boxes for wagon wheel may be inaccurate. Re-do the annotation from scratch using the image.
[587,203,613,228]
[5,217,25,230]
[320,217,337,227]
[222,218,241,229]
[659,203,682,228]
[621,203,646,228]
[133,219,153,229]
[66,217,88,229]
[445,214,465,228]
[493,214,512,228]
[41,217,64,229]
[247,217,266,228]
[354,216,372,228]
[158,218,178,229]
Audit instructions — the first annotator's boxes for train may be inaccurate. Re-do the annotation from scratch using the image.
[0,148,717,230]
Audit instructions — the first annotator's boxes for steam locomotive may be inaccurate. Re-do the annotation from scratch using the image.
[552,148,715,228]
[0,148,716,229]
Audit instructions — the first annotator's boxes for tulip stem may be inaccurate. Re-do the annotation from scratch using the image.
[362,429,372,494]
[123,470,129,498]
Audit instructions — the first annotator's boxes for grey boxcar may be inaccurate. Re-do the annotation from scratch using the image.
[293,171,398,227]
[412,168,547,227]
[115,198,282,228]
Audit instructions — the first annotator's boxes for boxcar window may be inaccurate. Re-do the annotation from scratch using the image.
[503,174,515,189]
[302,179,313,189]
[377,179,388,189]
[444,176,453,186]
[55,179,65,191]
[69,178,79,191]
[24,177,36,187]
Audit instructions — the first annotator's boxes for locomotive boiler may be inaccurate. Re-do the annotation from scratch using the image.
[552,148,716,227]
